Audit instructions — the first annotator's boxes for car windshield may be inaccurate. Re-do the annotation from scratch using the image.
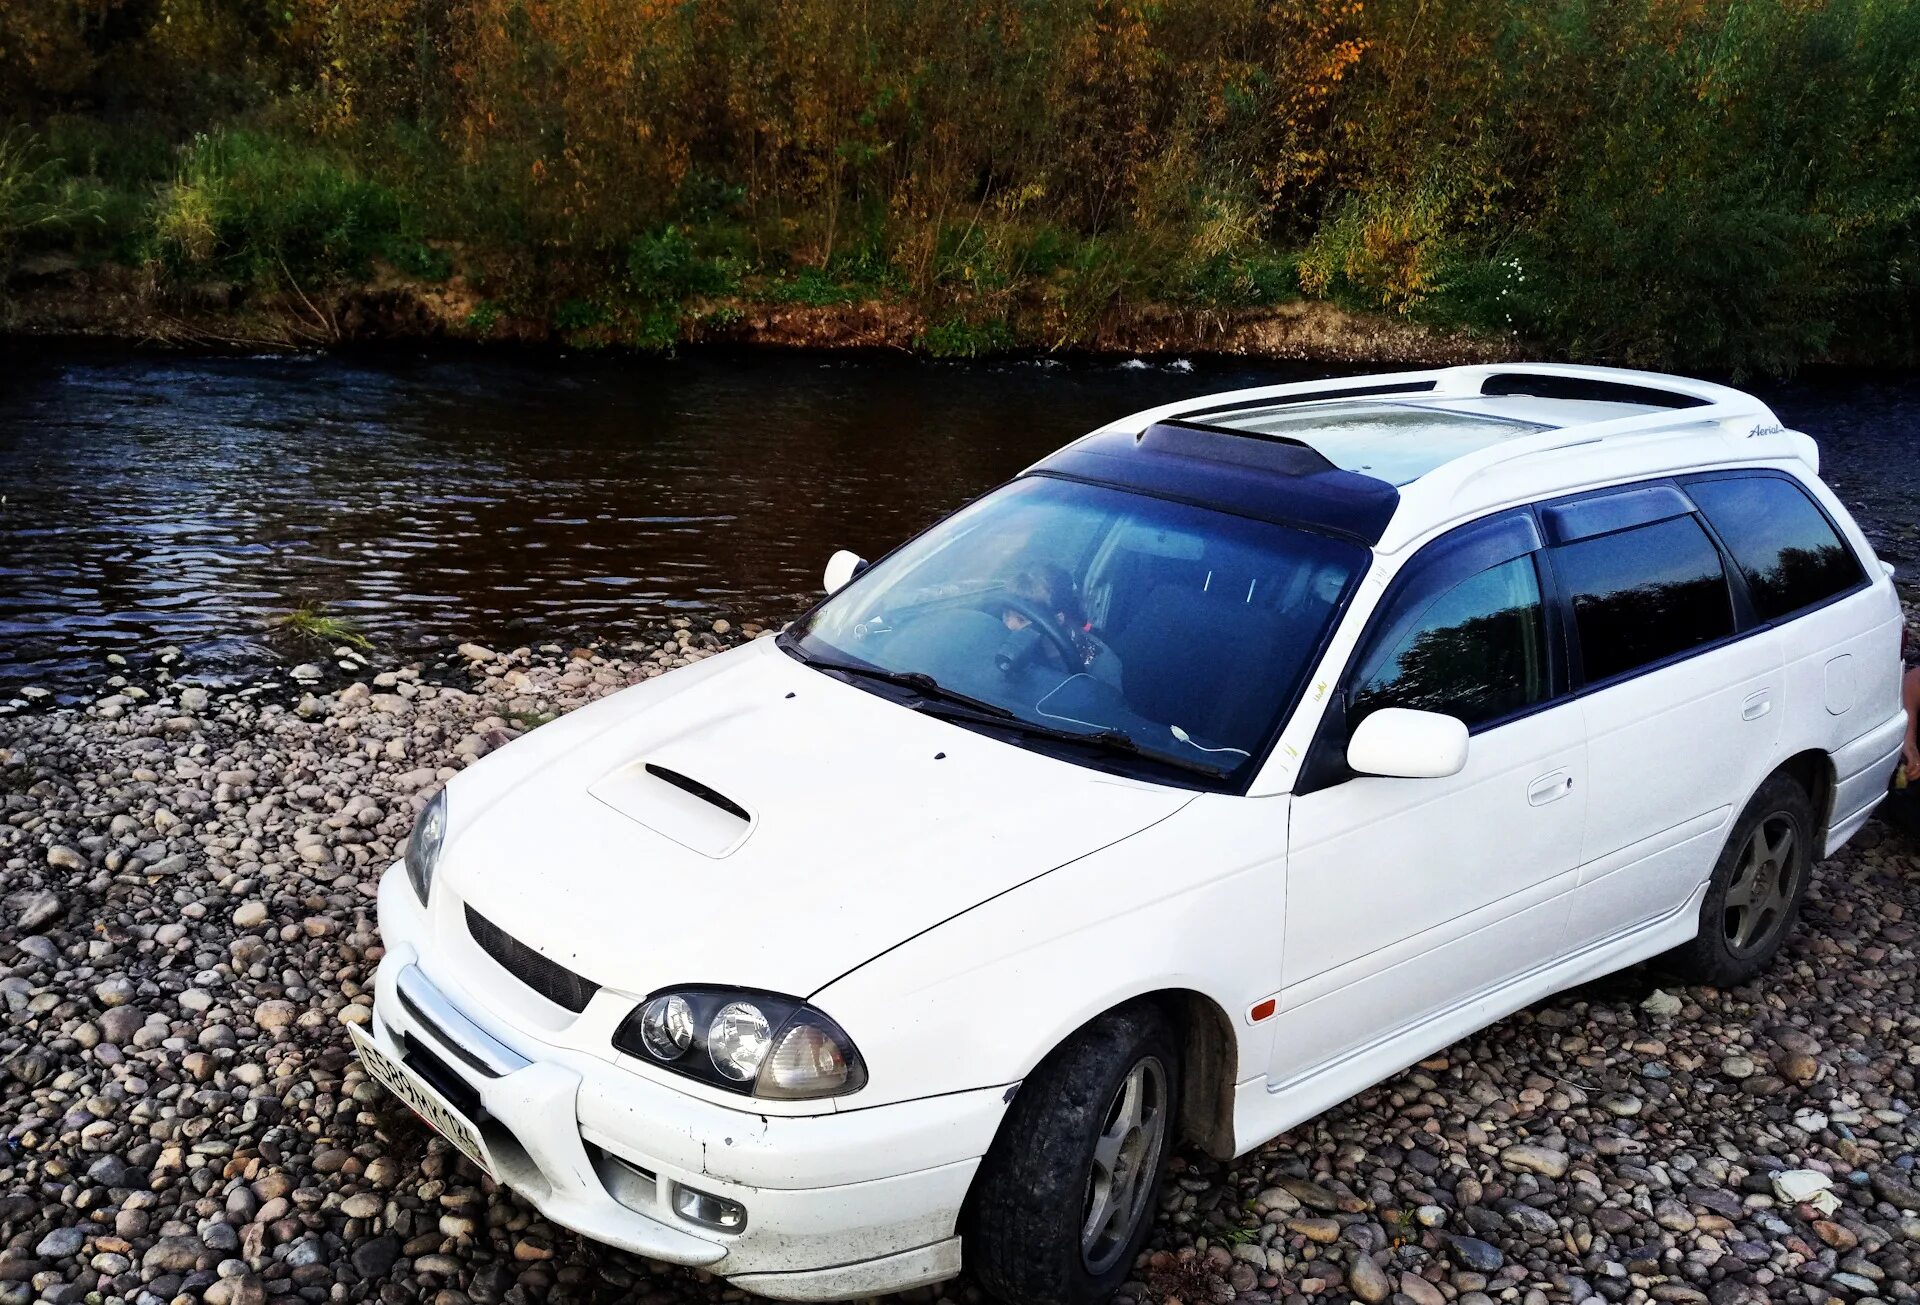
[785,475,1365,785]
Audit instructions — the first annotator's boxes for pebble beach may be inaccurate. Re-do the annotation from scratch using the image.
[6,624,1920,1305]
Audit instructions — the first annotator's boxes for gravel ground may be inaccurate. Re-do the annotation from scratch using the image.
[4,626,1920,1305]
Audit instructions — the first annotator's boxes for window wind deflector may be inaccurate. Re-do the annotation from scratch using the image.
[1542,484,1695,545]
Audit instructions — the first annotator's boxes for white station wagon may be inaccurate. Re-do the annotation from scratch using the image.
[354,363,1905,1304]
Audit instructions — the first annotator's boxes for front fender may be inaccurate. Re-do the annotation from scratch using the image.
[813,793,1290,1111]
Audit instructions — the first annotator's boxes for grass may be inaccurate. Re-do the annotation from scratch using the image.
[270,603,372,651]
[0,127,103,264]
[150,129,412,287]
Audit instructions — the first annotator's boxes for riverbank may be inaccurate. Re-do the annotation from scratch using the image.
[7,632,1920,1305]
[0,259,1516,366]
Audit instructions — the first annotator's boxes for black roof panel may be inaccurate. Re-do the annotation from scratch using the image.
[1030,421,1400,545]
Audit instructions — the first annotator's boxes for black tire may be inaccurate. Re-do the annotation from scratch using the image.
[1666,770,1815,987]
[966,1003,1182,1305]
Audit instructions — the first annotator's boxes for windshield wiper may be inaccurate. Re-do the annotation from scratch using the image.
[793,647,1230,781]
[796,653,1017,719]
[990,718,1232,779]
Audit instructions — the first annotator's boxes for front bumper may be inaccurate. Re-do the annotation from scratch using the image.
[365,864,1006,1299]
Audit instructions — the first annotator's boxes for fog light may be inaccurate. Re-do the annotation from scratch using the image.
[672,1182,747,1232]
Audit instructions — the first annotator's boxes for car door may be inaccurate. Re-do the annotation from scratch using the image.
[1542,483,1784,951]
[1272,510,1585,1088]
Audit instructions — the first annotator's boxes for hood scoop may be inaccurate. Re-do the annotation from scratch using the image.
[588,760,755,858]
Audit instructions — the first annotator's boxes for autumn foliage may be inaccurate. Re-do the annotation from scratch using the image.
[3,0,1917,370]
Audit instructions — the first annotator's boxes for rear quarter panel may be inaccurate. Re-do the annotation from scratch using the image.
[1774,466,1912,763]
[1777,470,1904,830]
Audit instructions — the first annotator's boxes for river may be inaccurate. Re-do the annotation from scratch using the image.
[2,345,1917,698]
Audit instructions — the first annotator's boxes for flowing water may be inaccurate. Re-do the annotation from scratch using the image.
[2,343,1917,697]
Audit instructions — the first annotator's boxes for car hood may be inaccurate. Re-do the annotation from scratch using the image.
[441,638,1193,999]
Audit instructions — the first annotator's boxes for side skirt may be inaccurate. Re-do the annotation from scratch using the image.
[1228,881,1708,1156]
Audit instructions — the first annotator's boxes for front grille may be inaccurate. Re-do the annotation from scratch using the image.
[466,906,600,1013]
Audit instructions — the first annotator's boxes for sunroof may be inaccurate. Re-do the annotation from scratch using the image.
[1192,401,1550,485]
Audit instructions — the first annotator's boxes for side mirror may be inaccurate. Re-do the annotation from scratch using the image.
[823,549,867,595]
[1347,707,1469,779]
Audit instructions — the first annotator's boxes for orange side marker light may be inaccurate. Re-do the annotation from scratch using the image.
[1249,998,1276,1023]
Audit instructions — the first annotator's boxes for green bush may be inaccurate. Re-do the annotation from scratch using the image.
[625,303,683,351]
[763,266,863,306]
[553,297,611,330]
[1179,250,1300,308]
[919,314,1015,358]
[386,239,451,280]
[623,226,741,304]
[151,129,406,284]
[464,301,500,334]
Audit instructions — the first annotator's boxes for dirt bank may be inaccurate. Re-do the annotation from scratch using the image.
[0,259,1518,366]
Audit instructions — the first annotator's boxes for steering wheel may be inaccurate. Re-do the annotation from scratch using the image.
[992,594,1084,673]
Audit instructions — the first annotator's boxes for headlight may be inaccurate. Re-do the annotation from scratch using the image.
[405,788,448,906]
[615,988,866,1099]
[707,1001,771,1081]
[638,993,694,1061]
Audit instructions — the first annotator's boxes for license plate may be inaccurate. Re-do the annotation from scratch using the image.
[349,1023,493,1177]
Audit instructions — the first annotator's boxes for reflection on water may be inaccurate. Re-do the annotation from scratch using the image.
[0,349,1306,689]
[0,346,1914,692]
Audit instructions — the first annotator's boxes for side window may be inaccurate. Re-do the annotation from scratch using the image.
[1350,556,1550,728]
[1551,515,1733,683]
[1687,475,1865,621]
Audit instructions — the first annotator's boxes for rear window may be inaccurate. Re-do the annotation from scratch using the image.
[1551,515,1734,683]
[1687,475,1864,622]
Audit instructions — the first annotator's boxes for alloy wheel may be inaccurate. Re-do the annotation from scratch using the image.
[1723,813,1800,954]
[1081,1055,1168,1274]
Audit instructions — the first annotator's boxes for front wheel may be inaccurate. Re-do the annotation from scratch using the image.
[966,1004,1181,1305]
[1666,771,1815,987]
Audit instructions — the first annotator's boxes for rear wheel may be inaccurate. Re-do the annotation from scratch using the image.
[1667,771,1815,987]
[967,1004,1181,1305]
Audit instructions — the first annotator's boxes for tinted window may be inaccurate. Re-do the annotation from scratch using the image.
[1688,476,1864,621]
[1552,515,1733,682]
[791,475,1364,785]
[1351,556,1550,728]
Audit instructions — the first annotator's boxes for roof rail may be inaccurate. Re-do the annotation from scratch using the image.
[1101,362,1773,434]
[1422,362,1771,416]
[1403,365,1780,504]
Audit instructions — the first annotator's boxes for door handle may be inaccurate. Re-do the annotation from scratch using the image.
[1742,690,1773,721]
[1527,770,1574,806]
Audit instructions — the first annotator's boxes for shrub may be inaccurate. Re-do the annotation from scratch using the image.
[623,226,740,304]
[919,314,1014,358]
[151,129,407,284]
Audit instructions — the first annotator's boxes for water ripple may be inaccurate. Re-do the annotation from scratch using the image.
[1,347,1914,691]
